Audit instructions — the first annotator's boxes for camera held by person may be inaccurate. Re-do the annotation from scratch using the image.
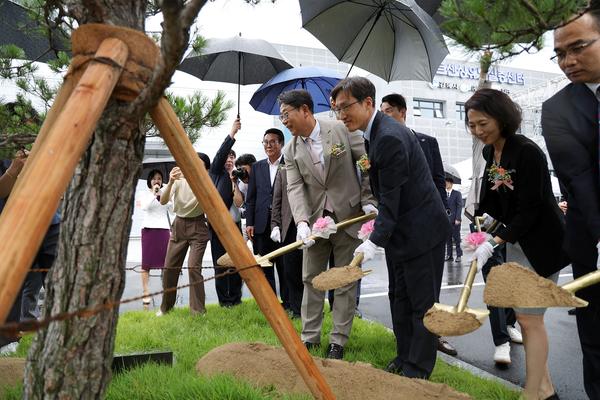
[231,167,249,182]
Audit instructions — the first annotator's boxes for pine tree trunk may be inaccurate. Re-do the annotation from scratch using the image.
[23,3,147,398]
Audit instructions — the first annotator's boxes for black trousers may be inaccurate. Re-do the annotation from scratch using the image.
[387,241,444,379]
[253,225,287,307]
[280,224,303,316]
[210,223,243,306]
[480,243,516,346]
[573,261,600,400]
[445,223,463,258]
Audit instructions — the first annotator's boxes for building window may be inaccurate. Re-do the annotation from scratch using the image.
[456,102,466,121]
[414,99,444,118]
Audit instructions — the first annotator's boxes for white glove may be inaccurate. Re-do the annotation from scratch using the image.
[362,204,378,215]
[472,241,494,267]
[596,241,600,269]
[296,221,315,248]
[481,213,495,231]
[354,239,379,262]
[270,227,281,243]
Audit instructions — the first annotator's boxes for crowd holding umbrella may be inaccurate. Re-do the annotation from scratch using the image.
[178,33,293,117]
[249,66,344,115]
[298,0,448,82]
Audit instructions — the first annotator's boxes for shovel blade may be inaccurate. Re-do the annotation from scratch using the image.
[424,303,487,337]
[484,262,588,308]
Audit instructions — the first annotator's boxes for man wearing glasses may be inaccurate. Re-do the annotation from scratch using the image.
[278,89,376,360]
[330,77,449,379]
[245,128,288,306]
[542,8,600,399]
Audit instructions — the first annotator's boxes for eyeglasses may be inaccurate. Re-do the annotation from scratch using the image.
[331,100,361,118]
[279,107,298,122]
[551,37,600,63]
[262,139,281,147]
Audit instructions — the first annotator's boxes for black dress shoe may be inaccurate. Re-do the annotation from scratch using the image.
[385,358,403,375]
[568,308,576,315]
[304,341,319,350]
[454,256,461,263]
[444,256,453,261]
[326,343,344,359]
[438,338,458,356]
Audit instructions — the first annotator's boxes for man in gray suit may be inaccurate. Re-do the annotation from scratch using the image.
[279,89,376,360]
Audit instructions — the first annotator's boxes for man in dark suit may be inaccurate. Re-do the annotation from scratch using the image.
[380,93,457,357]
[445,179,463,263]
[331,77,451,379]
[542,9,600,398]
[380,93,448,209]
[270,166,303,318]
[208,118,243,307]
[245,128,287,305]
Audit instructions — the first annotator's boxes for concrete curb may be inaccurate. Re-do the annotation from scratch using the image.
[367,319,521,392]
[436,351,522,392]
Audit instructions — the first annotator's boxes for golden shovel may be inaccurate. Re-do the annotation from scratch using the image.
[424,259,490,336]
[484,262,595,308]
[423,216,491,336]
[311,252,372,291]
[216,213,377,268]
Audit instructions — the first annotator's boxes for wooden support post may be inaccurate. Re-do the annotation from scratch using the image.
[0,38,129,324]
[150,98,336,400]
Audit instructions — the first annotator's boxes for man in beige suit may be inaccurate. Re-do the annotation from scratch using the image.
[279,89,376,359]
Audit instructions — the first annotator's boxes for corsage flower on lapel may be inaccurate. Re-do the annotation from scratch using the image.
[356,154,370,173]
[488,164,515,191]
[329,143,346,158]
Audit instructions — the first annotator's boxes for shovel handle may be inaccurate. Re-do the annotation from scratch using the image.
[256,213,377,263]
[561,269,600,294]
[349,252,364,268]
[457,260,479,313]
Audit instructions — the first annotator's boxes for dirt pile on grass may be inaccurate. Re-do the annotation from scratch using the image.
[0,357,24,389]
[196,342,470,400]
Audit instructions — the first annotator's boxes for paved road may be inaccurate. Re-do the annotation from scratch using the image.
[121,243,587,400]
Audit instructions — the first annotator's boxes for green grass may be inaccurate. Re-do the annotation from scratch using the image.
[2,300,519,399]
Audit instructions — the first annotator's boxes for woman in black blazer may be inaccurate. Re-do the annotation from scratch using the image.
[466,89,568,400]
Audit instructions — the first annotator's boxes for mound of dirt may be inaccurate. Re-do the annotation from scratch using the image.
[311,266,367,291]
[484,262,587,308]
[0,357,25,389]
[424,309,481,336]
[196,342,470,400]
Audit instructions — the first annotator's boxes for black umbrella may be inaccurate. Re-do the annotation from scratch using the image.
[299,0,449,82]
[140,157,176,183]
[178,34,293,117]
[0,0,69,62]
[443,163,462,185]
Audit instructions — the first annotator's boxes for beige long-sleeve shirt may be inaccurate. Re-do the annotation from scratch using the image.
[170,179,204,218]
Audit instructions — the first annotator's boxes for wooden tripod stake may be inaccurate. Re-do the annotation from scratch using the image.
[0,37,129,324]
[151,99,335,400]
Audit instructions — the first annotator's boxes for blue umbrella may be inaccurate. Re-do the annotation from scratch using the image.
[249,66,345,115]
